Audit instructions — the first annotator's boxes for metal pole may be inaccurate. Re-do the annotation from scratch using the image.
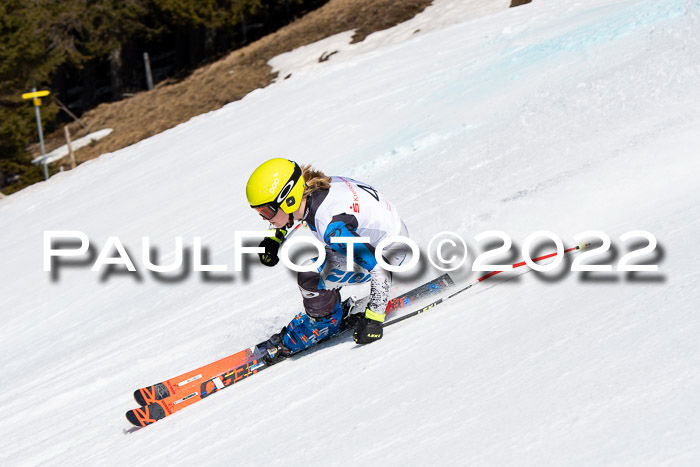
[143,52,154,90]
[33,87,49,181]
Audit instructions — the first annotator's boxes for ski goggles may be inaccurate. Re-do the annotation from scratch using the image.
[253,202,279,221]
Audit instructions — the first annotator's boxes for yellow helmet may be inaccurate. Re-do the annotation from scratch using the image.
[246,158,304,219]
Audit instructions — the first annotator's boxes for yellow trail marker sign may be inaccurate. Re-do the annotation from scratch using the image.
[22,90,50,100]
[24,88,51,180]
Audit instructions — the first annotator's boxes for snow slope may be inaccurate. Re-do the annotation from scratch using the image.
[31,129,113,165]
[1,0,700,464]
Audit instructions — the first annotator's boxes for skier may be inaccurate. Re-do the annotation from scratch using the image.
[246,158,408,356]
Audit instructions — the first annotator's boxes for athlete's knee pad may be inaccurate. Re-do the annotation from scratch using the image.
[297,256,342,320]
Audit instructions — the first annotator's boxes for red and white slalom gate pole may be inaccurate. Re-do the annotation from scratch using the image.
[384,243,590,327]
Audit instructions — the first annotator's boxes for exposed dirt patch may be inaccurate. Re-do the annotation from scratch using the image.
[39,0,434,166]
[37,0,531,167]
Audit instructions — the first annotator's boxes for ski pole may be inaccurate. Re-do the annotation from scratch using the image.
[284,221,303,240]
[267,220,302,242]
[384,243,590,327]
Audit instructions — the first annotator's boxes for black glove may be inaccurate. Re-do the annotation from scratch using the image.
[353,308,384,344]
[258,227,286,267]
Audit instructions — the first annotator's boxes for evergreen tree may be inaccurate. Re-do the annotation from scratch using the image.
[80,1,154,100]
[0,0,325,194]
[0,0,63,192]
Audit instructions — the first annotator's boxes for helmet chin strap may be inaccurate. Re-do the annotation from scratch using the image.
[286,214,294,229]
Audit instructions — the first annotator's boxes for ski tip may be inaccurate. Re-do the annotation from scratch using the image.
[126,410,147,427]
[126,403,166,427]
[133,389,146,406]
[134,383,170,406]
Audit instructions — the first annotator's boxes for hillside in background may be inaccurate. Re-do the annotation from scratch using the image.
[3,0,340,192]
[19,1,535,191]
[21,0,435,178]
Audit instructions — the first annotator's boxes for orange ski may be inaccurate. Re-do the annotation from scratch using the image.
[133,345,259,406]
[133,274,453,407]
[127,347,268,426]
[126,274,456,427]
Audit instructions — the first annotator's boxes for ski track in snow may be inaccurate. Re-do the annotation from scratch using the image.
[1,0,700,465]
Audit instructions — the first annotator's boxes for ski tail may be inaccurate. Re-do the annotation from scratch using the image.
[385,273,454,316]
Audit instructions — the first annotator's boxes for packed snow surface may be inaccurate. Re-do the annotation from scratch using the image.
[1,0,699,464]
[31,128,113,165]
